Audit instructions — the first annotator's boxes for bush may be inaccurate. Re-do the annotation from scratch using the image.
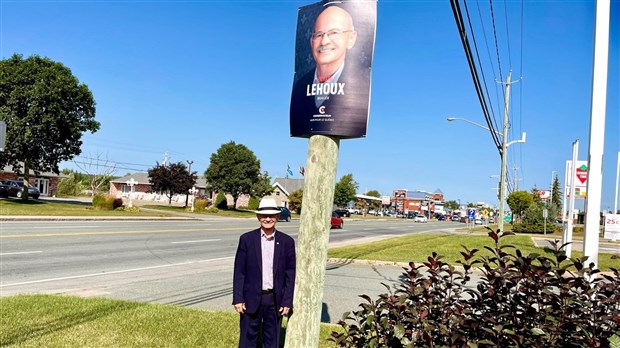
[512,222,546,234]
[92,194,123,210]
[248,196,260,211]
[205,207,219,214]
[113,198,123,209]
[215,192,227,210]
[330,231,620,347]
[194,198,208,211]
[56,174,84,196]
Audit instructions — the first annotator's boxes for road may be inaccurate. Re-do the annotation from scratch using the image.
[0,217,456,323]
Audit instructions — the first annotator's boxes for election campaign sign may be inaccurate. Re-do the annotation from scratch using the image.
[290,0,377,139]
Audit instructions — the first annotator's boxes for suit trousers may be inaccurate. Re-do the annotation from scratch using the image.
[239,293,282,348]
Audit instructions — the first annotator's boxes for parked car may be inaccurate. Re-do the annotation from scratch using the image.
[437,215,446,221]
[331,211,344,229]
[452,215,461,222]
[0,182,10,198]
[406,211,418,219]
[277,207,291,222]
[414,215,428,223]
[334,209,351,218]
[346,208,360,215]
[1,180,40,199]
[474,218,482,225]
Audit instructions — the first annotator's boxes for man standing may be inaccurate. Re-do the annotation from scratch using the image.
[233,198,296,347]
[290,4,371,138]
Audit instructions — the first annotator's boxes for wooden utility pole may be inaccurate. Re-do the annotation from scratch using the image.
[285,135,339,348]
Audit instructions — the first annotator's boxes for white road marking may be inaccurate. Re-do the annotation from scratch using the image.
[172,239,220,244]
[0,256,234,288]
[0,251,43,256]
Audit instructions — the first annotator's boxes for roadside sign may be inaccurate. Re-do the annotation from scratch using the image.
[467,209,475,220]
[565,160,588,199]
[604,214,620,241]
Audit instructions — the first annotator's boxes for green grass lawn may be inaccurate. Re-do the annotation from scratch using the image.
[0,199,173,217]
[327,233,620,271]
[0,295,341,348]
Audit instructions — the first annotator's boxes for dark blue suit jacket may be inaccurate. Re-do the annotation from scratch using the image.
[232,229,296,314]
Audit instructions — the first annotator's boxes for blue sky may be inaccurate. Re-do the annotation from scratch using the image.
[1,0,618,210]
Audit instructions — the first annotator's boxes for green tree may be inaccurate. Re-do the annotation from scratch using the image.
[506,190,534,223]
[532,187,543,205]
[0,54,100,200]
[56,171,85,196]
[148,162,197,205]
[251,171,274,199]
[551,174,562,211]
[516,201,560,234]
[288,189,303,214]
[204,141,261,209]
[365,190,382,212]
[334,173,358,207]
[444,200,460,211]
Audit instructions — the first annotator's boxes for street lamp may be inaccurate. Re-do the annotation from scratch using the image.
[424,195,433,219]
[447,116,526,232]
[189,186,199,212]
[126,178,137,208]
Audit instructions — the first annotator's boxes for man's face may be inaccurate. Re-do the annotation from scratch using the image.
[257,214,279,230]
[311,7,357,69]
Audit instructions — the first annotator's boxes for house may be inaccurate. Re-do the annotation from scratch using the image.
[266,177,305,208]
[0,165,63,197]
[109,172,209,203]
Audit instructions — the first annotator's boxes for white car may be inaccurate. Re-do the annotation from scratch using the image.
[414,215,428,223]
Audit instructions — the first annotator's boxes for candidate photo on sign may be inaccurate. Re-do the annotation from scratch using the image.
[290,1,376,139]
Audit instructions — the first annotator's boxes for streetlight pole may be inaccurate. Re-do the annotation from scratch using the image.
[498,72,511,232]
[447,71,525,232]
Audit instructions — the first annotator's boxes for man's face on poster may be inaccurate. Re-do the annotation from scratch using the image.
[310,6,357,70]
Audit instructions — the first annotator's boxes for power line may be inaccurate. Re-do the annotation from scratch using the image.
[463,0,500,135]
[450,0,502,153]
[489,0,505,87]
[503,0,513,68]
[74,155,153,168]
[475,0,502,134]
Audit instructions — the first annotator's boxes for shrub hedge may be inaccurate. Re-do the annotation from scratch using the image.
[215,192,227,210]
[92,194,123,210]
[330,231,620,347]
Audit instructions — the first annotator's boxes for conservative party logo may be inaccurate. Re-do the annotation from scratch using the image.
[319,106,326,114]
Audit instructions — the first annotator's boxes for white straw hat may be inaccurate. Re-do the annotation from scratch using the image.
[255,198,281,215]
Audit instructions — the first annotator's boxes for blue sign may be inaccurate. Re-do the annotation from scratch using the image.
[467,209,476,220]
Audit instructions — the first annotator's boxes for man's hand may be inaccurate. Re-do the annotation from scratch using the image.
[279,306,290,316]
[234,303,246,314]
